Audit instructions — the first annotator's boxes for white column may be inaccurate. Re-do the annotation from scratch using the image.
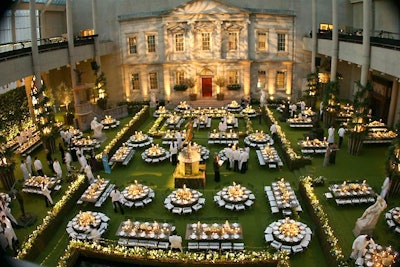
[242,62,251,99]
[11,10,16,42]
[360,0,371,86]
[140,70,148,101]
[163,67,171,101]
[30,0,41,82]
[66,0,77,87]
[387,79,399,127]
[330,0,338,82]
[311,0,317,72]
[92,0,101,69]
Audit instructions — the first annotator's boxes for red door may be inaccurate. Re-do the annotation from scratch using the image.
[202,78,212,97]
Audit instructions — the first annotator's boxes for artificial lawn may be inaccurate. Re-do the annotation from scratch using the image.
[4,107,399,267]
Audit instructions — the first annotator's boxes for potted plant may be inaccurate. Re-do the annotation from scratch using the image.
[183,78,197,100]
[214,76,226,100]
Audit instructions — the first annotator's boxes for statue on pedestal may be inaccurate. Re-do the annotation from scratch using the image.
[91,117,104,139]
[353,196,387,236]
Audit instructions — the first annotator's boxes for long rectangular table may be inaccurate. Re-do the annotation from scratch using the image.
[328,182,376,205]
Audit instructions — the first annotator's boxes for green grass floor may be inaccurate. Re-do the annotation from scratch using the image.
[3,108,399,267]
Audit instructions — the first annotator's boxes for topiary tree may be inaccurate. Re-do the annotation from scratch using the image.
[322,80,340,127]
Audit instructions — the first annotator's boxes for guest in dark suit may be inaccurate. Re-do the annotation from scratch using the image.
[213,153,221,182]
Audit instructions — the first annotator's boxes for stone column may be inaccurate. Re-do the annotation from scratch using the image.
[387,79,399,127]
[11,10,16,43]
[330,0,338,82]
[268,68,275,96]
[360,0,371,86]
[66,0,77,88]
[163,67,171,102]
[30,0,41,82]
[242,61,251,99]
[286,63,293,95]
[140,70,148,101]
[311,0,317,72]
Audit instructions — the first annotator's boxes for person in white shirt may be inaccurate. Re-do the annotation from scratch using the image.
[327,125,335,144]
[380,175,391,199]
[84,164,95,184]
[169,141,178,165]
[338,125,345,148]
[25,154,32,175]
[270,122,277,141]
[350,234,375,262]
[52,158,62,180]
[40,182,53,207]
[1,215,18,251]
[34,157,44,176]
[239,149,249,173]
[168,230,183,252]
[88,226,101,243]
[20,160,29,180]
[64,150,72,173]
[77,153,87,173]
[109,186,124,214]
[225,145,233,171]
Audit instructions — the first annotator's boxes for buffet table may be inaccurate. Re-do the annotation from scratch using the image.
[116,220,174,249]
[328,181,376,205]
[265,179,302,215]
[287,117,313,128]
[78,178,114,207]
[109,144,135,166]
[185,221,244,251]
[164,185,205,214]
[264,218,312,254]
[71,137,100,151]
[385,207,400,234]
[208,130,239,145]
[298,138,329,154]
[66,211,109,240]
[120,181,155,208]
[214,182,255,211]
[256,145,283,168]
[16,133,42,156]
[22,175,60,195]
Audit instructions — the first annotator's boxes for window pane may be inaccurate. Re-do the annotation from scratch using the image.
[175,33,184,52]
[201,33,210,51]
[276,71,285,88]
[147,35,156,53]
[149,72,158,89]
[228,32,238,51]
[257,32,266,50]
[128,37,137,54]
[258,70,266,88]
[176,71,185,84]
[228,70,238,84]
[131,73,140,90]
[277,33,286,51]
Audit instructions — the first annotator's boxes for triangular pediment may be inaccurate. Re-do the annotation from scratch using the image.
[166,0,248,16]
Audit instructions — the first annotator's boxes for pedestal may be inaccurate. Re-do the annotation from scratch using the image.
[348,135,364,156]
[173,164,206,189]
[0,164,16,191]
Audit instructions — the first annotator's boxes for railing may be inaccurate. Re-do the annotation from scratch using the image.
[0,35,97,62]
[315,31,400,51]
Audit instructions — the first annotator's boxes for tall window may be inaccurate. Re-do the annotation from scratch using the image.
[276,71,286,89]
[228,32,238,51]
[228,70,238,85]
[257,71,266,88]
[147,35,156,53]
[128,36,137,54]
[131,73,140,90]
[175,33,184,52]
[149,72,158,89]
[201,32,210,51]
[277,33,286,52]
[176,71,185,85]
[257,32,267,50]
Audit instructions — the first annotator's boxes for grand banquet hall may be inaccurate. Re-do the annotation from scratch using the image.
[0,1,400,267]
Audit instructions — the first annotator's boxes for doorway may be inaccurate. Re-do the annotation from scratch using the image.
[202,77,212,97]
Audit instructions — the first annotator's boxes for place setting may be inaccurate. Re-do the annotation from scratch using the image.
[214,182,255,211]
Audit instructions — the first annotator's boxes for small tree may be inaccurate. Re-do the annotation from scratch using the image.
[92,62,108,110]
[214,76,226,95]
[55,82,74,112]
